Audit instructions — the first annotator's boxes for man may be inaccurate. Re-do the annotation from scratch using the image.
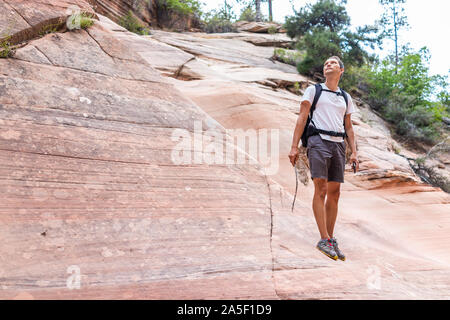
[288,56,359,261]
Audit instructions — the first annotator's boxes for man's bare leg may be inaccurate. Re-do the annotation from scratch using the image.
[325,181,341,238]
[312,178,329,239]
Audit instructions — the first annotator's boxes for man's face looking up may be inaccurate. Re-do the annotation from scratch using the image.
[323,58,344,78]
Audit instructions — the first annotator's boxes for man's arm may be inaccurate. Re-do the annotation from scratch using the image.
[289,100,312,166]
[344,114,359,170]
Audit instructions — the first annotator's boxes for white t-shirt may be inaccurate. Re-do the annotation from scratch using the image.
[301,83,358,143]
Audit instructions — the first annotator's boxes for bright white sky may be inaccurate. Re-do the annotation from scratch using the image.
[202,0,449,76]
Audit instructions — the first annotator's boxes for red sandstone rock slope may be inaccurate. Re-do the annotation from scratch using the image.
[87,0,157,26]
[0,0,449,299]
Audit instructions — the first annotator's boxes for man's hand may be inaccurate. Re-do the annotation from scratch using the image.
[349,152,359,172]
[289,146,300,167]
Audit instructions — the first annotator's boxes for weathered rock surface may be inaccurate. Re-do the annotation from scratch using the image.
[195,31,295,48]
[0,0,97,45]
[149,30,297,74]
[0,5,277,299]
[234,21,282,33]
[1,1,450,300]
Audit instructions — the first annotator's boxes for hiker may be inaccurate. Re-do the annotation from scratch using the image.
[288,56,359,261]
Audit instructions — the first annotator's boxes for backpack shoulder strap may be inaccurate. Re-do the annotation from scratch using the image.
[340,88,349,110]
[340,88,349,138]
[311,83,323,115]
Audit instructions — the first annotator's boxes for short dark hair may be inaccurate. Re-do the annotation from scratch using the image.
[325,56,344,69]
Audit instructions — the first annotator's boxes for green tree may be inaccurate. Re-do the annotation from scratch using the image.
[255,0,262,21]
[238,4,256,21]
[268,0,273,22]
[369,47,444,107]
[221,0,245,21]
[203,1,238,33]
[284,0,381,77]
[118,11,150,35]
[285,0,350,37]
[220,0,235,21]
[378,0,409,73]
[220,0,252,21]
[236,0,271,22]
[367,47,449,144]
[157,0,202,16]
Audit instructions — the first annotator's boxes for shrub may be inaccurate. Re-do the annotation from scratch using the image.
[288,81,302,95]
[0,35,14,58]
[202,8,237,33]
[381,93,444,144]
[157,0,202,16]
[412,156,450,193]
[339,64,372,96]
[238,5,256,22]
[156,0,204,31]
[39,18,65,36]
[80,13,95,29]
[203,15,236,33]
[272,48,304,66]
[364,47,449,145]
[268,26,277,34]
[119,11,150,35]
[67,12,95,30]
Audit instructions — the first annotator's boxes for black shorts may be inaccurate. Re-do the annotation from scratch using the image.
[306,135,346,183]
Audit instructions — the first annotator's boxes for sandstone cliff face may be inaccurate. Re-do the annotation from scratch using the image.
[86,0,196,31]
[1,0,449,299]
[87,0,157,26]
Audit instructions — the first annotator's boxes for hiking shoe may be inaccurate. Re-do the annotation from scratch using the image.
[316,239,338,260]
[331,237,346,261]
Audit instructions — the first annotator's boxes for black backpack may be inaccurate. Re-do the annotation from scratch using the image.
[300,83,349,148]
